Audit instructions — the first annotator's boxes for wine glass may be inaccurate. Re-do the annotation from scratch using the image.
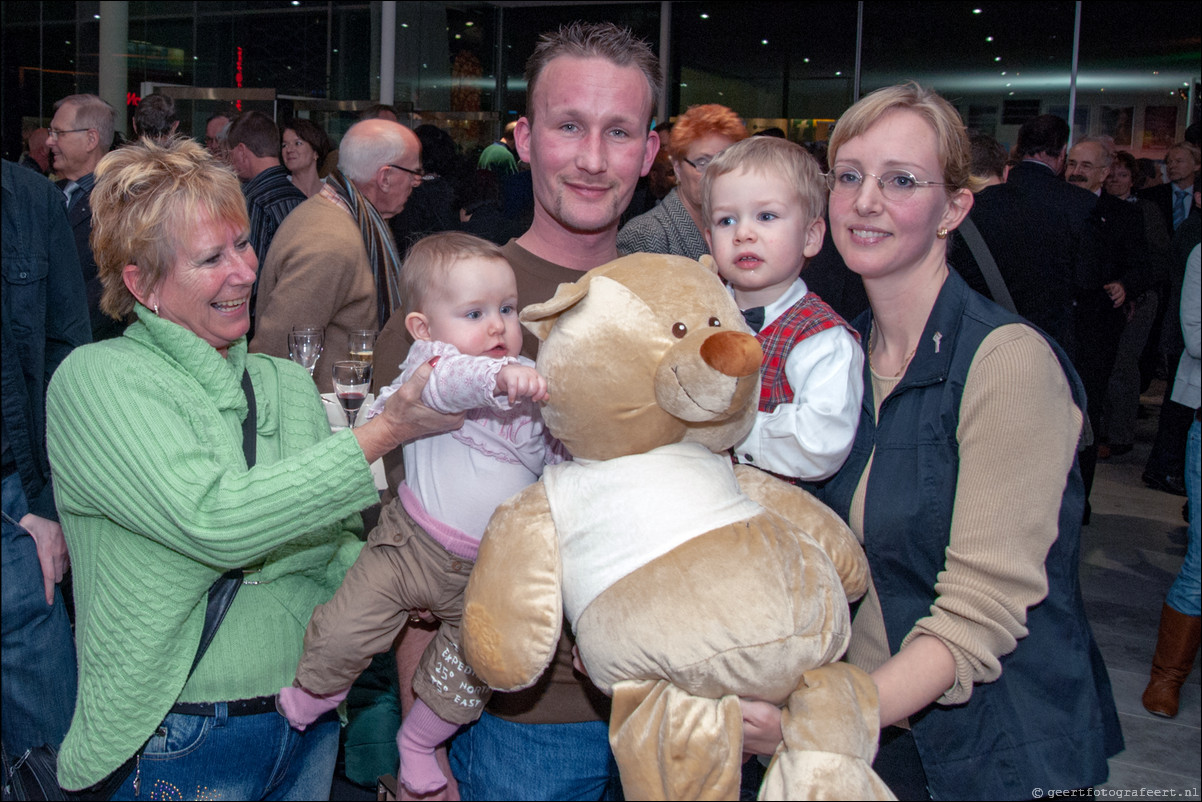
[348,329,377,365]
[331,360,372,429]
[288,327,324,378]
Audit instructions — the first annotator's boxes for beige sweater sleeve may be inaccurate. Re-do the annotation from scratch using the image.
[898,323,1082,704]
[848,324,1082,706]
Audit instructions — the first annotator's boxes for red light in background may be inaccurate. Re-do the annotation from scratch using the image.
[235,47,243,111]
[127,92,140,107]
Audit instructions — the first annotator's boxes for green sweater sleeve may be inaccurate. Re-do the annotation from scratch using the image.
[47,343,378,568]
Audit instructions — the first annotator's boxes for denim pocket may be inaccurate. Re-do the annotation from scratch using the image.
[141,713,210,760]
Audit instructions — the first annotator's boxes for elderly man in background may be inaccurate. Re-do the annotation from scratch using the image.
[204,111,233,159]
[1065,136,1151,520]
[250,119,422,393]
[49,93,123,341]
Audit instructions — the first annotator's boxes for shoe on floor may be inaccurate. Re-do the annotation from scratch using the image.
[1142,470,1187,496]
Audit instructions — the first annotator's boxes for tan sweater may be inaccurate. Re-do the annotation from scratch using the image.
[250,194,377,393]
[845,323,1082,706]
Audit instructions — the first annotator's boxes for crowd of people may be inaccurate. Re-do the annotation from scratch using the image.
[3,17,1200,802]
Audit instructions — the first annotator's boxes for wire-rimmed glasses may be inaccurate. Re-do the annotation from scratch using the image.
[824,167,949,202]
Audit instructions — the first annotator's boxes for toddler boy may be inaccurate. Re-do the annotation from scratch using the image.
[702,136,863,481]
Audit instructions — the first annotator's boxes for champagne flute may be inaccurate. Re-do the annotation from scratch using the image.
[288,327,324,378]
[348,329,377,365]
[331,360,372,429]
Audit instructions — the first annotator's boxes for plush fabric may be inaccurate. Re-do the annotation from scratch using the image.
[462,253,893,800]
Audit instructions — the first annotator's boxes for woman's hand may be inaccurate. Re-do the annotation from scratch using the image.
[355,361,463,464]
[739,698,784,759]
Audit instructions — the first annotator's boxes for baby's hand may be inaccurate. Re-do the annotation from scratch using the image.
[495,364,549,404]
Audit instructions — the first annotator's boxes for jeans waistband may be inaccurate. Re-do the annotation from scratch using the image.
[169,696,277,717]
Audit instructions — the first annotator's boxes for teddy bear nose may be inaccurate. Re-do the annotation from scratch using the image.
[699,331,763,378]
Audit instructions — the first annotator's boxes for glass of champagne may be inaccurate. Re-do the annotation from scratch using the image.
[348,329,377,365]
[331,360,372,429]
[288,327,324,378]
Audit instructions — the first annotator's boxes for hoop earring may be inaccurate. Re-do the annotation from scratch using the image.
[936,227,949,240]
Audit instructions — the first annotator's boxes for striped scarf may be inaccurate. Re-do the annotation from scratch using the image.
[321,169,403,328]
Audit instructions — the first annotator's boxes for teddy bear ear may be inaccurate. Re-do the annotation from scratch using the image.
[696,254,719,275]
[520,277,592,342]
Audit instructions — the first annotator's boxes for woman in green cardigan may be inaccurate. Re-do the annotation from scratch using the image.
[45,137,460,799]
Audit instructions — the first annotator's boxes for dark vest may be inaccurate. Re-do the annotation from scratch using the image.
[757,292,857,413]
[818,270,1122,798]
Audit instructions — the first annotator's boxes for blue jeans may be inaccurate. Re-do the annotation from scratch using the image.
[1,472,77,754]
[1167,418,1201,616]
[449,712,621,801]
[110,708,338,801]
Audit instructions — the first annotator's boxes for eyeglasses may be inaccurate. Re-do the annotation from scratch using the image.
[825,167,949,202]
[387,164,435,182]
[682,156,713,173]
[47,127,91,140]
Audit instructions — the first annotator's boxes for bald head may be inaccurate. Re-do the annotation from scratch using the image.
[339,119,423,219]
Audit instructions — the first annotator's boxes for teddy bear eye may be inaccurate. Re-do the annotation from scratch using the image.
[709,317,721,327]
[672,322,688,339]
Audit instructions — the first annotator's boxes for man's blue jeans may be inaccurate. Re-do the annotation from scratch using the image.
[110,708,338,801]
[450,711,621,800]
[1,471,77,754]
[1167,418,1201,616]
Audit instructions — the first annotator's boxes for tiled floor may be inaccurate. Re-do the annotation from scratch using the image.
[331,385,1202,801]
[1087,385,1200,798]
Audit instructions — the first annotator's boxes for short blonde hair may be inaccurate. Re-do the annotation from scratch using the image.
[400,232,509,319]
[829,82,984,194]
[90,137,248,320]
[701,136,826,227]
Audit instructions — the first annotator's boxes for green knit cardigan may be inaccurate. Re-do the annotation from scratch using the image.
[46,305,379,789]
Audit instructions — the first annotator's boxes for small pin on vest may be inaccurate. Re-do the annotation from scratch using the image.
[932,331,942,353]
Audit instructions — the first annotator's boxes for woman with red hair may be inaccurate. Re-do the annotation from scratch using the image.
[617,103,747,259]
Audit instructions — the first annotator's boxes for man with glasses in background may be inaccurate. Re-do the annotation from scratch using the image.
[250,118,423,393]
[48,93,123,341]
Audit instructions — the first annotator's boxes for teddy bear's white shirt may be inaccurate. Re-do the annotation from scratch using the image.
[543,441,764,627]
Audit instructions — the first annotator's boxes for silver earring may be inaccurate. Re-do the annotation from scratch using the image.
[153,303,160,315]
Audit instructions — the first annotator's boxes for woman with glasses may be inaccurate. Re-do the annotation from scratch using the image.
[617,103,747,259]
[740,83,1122,799]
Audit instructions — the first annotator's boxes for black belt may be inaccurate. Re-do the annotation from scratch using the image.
[169,695,277,717]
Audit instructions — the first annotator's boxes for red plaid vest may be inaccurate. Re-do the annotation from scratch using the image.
[757,293,859,413]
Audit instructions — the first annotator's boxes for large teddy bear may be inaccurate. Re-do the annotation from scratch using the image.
[462,253,894,801]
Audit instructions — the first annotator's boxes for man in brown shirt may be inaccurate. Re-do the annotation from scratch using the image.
[373,21,660,800]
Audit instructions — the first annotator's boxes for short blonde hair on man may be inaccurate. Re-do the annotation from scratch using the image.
[90,137,248,320]
[400,232,509,319]
[829,82,984,194]
[701,136,826,228]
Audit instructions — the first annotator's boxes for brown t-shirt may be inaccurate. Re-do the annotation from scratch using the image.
[488,239,611,725]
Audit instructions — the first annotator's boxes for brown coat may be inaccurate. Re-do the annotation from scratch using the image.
[250,194,376,393]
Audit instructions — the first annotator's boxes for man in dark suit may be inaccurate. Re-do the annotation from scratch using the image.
[1065,138,1157,501]
[1139,142,1200,238]
[48,94,124,341]
[949,114,1098,357]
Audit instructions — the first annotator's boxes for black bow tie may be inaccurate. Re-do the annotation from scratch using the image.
[742,306,765,334]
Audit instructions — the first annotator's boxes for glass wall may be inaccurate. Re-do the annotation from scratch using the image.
[2,1,1198,163]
